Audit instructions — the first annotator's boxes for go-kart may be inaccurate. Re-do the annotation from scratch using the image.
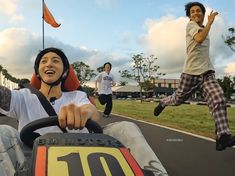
[16,116,154,176]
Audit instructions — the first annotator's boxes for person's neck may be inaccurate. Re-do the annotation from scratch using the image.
[39,82,62,100]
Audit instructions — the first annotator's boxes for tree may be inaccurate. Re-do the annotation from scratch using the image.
[217,76,235,100]
[72,61,96,85]
[119,53,164,99]
[0,66,20,86]
[233,76,235,90]
[224,27,235,52]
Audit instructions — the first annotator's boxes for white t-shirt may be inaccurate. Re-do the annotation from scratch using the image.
[183,20,214,75]
[0,88,90,135]
[95,71,115,95]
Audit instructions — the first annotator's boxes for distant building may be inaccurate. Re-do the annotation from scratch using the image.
[112,79,181,99]
[155,79,180,89]
[154,79,180,96]
[154,78,203,100]
[112,85,152,98]
[110,78,203,100]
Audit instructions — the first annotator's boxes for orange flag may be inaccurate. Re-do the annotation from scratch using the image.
[43,2,61,28]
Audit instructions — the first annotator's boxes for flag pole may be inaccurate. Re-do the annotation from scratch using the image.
[42,0,45,49]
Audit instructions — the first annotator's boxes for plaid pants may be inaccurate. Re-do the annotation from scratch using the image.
[161,71,230,138]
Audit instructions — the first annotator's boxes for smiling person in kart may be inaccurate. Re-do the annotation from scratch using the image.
[0,47,99,175]
[0,47,168,176]
[0,47,99,134]
[33,47,99,131]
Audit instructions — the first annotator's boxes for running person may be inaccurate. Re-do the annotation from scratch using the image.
[154,2,235,151]
[95,62,116,118]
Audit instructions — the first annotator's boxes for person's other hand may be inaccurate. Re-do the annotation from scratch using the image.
[208,10,218,25]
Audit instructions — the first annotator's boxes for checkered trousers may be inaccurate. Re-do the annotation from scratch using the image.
[161,71,231,138]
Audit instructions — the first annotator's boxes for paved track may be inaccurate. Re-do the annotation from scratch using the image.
[1,114,235,176]
[99,113,235,176]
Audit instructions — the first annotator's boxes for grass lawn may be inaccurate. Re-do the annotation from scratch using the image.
[95,99,235,139]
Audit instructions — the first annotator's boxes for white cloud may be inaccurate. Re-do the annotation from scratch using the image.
[143,15,187,75]
[9,14,24,23]
[0,28,41,78]
[0,28,123,81]
[0,0,23,23]
[0,0,18,16]
[225,62,235,75]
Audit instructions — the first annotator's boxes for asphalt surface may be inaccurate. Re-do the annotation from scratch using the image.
[1,114,235,176]
[98,114,235,176]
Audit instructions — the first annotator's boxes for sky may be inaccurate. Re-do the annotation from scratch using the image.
[0,0,235,86]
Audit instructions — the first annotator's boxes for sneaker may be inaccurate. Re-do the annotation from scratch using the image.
[216,133,235,151]
[103,114,110,118]
[154,103,165,116]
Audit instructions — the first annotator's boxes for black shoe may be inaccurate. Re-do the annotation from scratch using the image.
[103,114,110,118]
[154,103,165,116]
[216,133,235,151]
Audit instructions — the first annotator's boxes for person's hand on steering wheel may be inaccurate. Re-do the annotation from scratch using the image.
[58,103,100,130]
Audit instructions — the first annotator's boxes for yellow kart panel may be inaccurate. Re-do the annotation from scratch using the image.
[47,146,135,176]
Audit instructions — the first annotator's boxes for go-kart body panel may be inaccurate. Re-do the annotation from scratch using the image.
[31,133,144,176]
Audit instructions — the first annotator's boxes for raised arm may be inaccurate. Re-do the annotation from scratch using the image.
[194,10,218,43]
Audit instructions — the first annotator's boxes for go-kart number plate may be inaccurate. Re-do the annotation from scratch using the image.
[46,146,136,176]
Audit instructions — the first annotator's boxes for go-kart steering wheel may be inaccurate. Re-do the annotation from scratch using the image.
[20,116,103,148]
